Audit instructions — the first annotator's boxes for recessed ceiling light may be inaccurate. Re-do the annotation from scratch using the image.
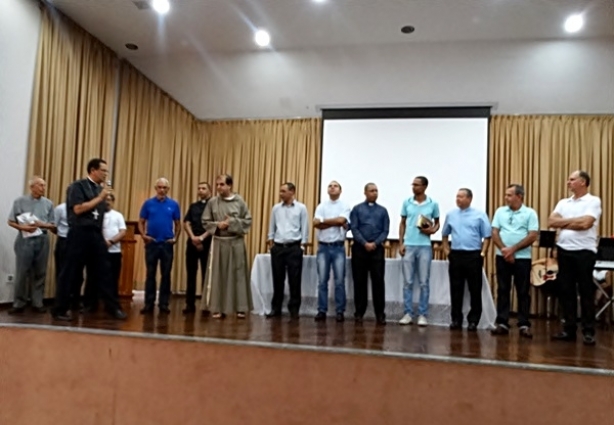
[254,29,271,47]
[313,0,327,3]
[401,25,415,34]
[152,0,170,15]
[564,14,583,33]
[125,43,139,50]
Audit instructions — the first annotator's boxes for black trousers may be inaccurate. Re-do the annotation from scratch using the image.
[270,243,303,314]
[557,247,597,335]
[54,236,67,285]
[84,252,122,308]
[351,243,385,318]
[495,256,532,328]
[185,240,210,309]
[54,227,120,315]
[448,250,483,324]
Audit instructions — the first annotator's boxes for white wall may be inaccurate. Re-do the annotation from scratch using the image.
[129,38,614,120]
[0,0,41,302]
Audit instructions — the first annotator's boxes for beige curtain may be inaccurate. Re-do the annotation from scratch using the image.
[197,118,322,264]
[488,115,614,314]
[26,8,118,297]
[113,64,196,291]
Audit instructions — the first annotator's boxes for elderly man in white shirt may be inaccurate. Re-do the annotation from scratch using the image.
[313,181,351,322]
[548,170,602,346]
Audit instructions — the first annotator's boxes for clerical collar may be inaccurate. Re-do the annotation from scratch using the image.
[200,198,210,204]
[368,202,374,206]
[87,177,98,186]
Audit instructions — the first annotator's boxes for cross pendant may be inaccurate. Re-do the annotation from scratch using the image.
[93,210,99,220]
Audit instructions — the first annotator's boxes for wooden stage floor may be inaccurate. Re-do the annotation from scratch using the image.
[2,297,613,374]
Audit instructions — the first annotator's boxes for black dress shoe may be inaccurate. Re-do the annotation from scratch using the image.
[336,313,345,323]
[159,306,171,314]
[552,331,577,342]
[582,334,596,346]
[376,316,387,326]
[52,311,72,321]
[109,309,127,320]
[201,310,211,317]
[182,306,196,315]
[354,315,363,324]
[491,324,509,336]
[467,322,478,332]
[32,306,47,314]
[7,307,25,315]
[314,312,326,322]
[289,312,300,322]
[449,321,462,330]
[265,310,282,319]
[140,306,154,315]
[519,327,533,339]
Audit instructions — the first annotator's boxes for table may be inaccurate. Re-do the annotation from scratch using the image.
[251,254,496,329]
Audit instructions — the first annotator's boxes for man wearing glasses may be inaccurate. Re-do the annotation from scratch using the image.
[52,158,126,321]
[138,177,182,314]
[490,184,539,338]
[398,176,440,326]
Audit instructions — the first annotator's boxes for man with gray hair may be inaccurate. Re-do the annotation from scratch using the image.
[7,176,55,314]
[138,177,182,314]
[490,184,539,338]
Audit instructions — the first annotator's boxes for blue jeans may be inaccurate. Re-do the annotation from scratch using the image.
[316,244,346,313]
[401,245,432,316]
[145,242,174,308]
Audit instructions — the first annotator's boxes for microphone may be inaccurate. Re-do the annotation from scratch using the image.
[106,180,112,188]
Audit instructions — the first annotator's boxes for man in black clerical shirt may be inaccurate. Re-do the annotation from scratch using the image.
[349,183,390,325]
[182,182,213,314]
[52,158,126,321]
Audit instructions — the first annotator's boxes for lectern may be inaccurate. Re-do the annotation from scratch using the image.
[118,221,139,298]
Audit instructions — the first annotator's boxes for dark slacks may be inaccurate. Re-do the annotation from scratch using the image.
[495,256,532,328]
[54,227,120,315]
[144,242,174,308]
[270,243,303,315]
[448,250,483,325]
[557,246,597,335]
[185,240,210,309]
[351,243,385,318]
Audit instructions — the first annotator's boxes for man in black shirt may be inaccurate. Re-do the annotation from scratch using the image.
[52,158,126,321]
[182,182,213,314]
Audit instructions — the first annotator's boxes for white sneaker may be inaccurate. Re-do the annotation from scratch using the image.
[417,315,428,327]
[399,314,413,325]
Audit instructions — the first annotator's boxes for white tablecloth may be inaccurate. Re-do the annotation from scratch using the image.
[251,254,496,329]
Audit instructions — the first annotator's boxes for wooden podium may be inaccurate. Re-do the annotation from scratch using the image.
[118,221,139,298]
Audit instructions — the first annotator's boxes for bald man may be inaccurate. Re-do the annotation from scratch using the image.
[138,177,182,314]
[7,176,55,314]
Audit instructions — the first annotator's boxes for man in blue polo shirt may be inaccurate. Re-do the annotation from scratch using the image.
[491,184,539,338]
[138,177,181,314]
[442,188,491,331]
[398,176,440,326]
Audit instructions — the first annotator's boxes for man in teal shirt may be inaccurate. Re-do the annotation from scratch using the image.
[491,184,539,338]
[398,176,440,326]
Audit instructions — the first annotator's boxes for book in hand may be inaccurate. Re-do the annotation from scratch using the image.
[17,212,43,238]
[416,214,433,229]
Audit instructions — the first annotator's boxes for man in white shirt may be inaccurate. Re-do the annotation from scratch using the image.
[313,181,350,322]
[86,193,127,309]
[54,202,69,297]
[548,170,602,346]
[103,194,127,297]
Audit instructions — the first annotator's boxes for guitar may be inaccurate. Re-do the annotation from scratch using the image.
[531,263,558,287]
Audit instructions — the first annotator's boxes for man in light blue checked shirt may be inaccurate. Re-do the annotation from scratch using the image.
[266,182,309,320]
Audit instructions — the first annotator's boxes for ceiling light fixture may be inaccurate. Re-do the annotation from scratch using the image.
[401,25,415,34]
[254,29,271,47]
[152,0,170,15]
[564,14,583,33]
[313,0,327,3]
